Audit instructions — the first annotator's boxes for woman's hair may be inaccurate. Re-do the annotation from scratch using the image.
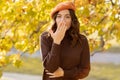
[50,9,80,47]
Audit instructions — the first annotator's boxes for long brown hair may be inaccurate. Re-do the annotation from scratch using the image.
[50,9,80,47]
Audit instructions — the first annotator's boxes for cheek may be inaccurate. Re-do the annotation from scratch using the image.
[56,19,60,26]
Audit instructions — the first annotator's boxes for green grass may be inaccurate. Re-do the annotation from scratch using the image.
[86,63,120,80]
[105,46,120,53]
[3,57,120,80]
[4,57,44,75]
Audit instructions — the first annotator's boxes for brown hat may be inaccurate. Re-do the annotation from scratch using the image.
[50,1,76,18]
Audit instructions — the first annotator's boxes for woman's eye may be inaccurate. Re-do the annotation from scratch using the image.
[66,16,71,18]
[57,15,61,18]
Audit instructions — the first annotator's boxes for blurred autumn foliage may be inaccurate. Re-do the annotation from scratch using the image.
[0,0,120,77]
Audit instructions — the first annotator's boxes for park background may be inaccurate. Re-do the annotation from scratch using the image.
[0,0,120,80]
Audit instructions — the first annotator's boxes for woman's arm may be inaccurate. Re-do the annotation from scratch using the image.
[63,36,90,79]
[40,22,67,73]
[40,32,61,73]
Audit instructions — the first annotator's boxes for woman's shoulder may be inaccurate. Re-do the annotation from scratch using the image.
[41,31,49,37]
[78,34,89,45]
[41,31,51,39]
[40,31,52,41]
[79,33,88,40]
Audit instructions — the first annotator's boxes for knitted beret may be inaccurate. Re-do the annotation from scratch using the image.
[50,1,76,18]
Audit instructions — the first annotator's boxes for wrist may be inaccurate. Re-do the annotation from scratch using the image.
[54,40,61,45]
[62,70,64,77]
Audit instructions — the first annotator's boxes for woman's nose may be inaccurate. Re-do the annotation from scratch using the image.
[60,17,65,22]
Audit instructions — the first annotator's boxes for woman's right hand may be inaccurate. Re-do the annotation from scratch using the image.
[49,22,67,45]
[45,67,64,78]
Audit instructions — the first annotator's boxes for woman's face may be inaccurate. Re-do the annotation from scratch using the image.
[56,9,71,30]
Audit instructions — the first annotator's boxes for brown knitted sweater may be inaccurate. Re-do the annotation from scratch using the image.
[40,31,90,80]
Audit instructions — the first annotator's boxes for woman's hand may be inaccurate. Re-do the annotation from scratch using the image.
[45,67,64,78]
[49,22,67,44]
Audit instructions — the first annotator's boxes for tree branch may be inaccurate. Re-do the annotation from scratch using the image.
[110,0,115,6]
[0,19,17,39]
[98,15,108,25]
[91,35,105,56]
[29,21,48,38]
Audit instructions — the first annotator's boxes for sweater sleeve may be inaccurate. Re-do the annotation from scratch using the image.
[40,32,61,73]
[63,36,90,79]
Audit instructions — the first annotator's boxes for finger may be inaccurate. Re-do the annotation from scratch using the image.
[63,23,67,31]
[56,21,63,32]
[59,22,65,31]
[59,23,67,33]
[46,72,54,76]
[56,24,61,32]
[58,20,63,27]
[45,70,49,73]
[49,75,57,78]
[64,25,68,32]
[49,29,54,36]
[64,24,68,31]
[63,22,68,30]
[57,21,67,34]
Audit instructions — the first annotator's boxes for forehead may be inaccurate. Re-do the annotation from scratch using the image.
[58,9,70,15]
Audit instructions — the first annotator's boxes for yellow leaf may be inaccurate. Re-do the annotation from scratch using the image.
[13,59,22,68]
[0,56,6,67]
[0,69,3,78]
[104,43,111,50]
[9,53,20,62]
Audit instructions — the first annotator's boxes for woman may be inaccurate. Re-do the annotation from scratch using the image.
[40,1,90,80]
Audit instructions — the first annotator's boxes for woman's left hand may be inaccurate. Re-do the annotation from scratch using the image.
[45,67,64,78]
